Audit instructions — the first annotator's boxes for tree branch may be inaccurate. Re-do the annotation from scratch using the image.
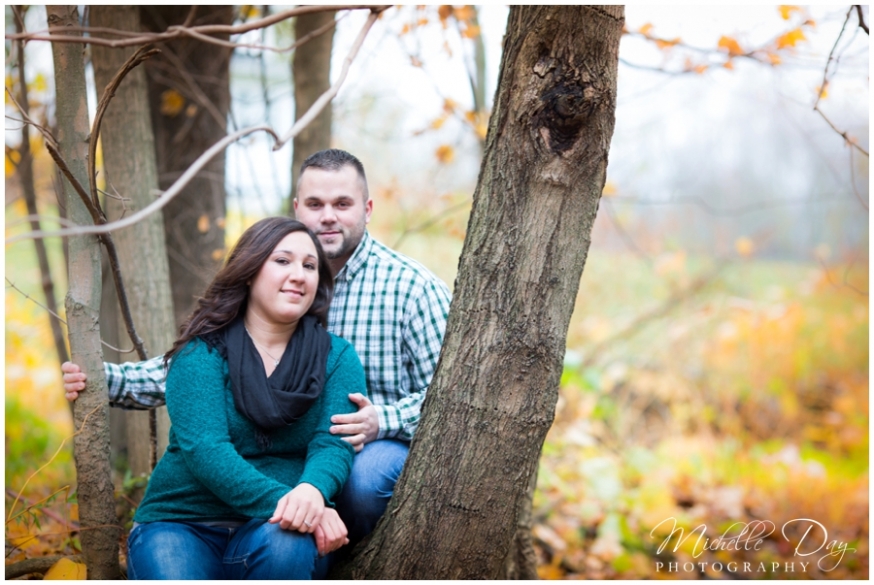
[855,5,869,34]
[5,555,84,580]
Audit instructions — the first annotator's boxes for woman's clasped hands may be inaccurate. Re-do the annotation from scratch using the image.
[269,483,348,555]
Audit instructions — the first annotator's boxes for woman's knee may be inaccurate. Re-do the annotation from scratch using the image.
[127,522,225,580]
[231,520,321,580]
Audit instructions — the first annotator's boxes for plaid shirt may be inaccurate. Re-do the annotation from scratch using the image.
[105,231,451,441]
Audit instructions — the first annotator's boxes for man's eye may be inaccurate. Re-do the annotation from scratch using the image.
[307,203,321,209]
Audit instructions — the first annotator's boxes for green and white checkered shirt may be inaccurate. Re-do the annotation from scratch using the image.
[105,231,452,441]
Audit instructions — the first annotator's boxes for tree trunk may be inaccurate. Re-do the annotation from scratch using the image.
[48,5,121,579]
[13,7,70,369]
[91,4,176,473]
[347,6,623,579]
[140,5,233,327]
[290,10,335,203]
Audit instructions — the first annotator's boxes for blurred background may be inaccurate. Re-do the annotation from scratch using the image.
[5,5,868,579]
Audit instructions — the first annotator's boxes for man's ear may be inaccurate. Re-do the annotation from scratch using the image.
[292,198,299,217]
[364,197,373,225]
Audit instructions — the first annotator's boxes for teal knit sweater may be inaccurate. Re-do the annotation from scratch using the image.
[134,333,365,523]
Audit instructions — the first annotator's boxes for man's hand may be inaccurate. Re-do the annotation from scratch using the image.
[313,507,349,556]
[329,393,378,452]
[62,362,86,402]
[269,483,324,533]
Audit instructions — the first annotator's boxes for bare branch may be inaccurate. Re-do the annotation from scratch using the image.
[276,9,385,148]
[817,257,868,296]
[4,5,380,52]
[6,125,278,244]
[5,555,85,580]
[814,7,852,109]
[813,105,869,156]
[856,5,869,34]
[848,148,868,210]
[5,278,135,354]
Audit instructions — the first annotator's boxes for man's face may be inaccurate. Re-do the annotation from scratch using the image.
[294,165,372,268]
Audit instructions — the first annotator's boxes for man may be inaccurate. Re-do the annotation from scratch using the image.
[63,149,452,545]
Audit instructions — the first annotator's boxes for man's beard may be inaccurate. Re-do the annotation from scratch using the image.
[322,225,364,260]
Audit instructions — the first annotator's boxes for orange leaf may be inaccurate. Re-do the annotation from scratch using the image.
[655,37,681,50]
[767,52,782,65]
[431,114,447,130]
[211,248,226,261]
[437,5,453,21]
[400,23,410,35]
[461,24,481,39]
[776,28,806,49]
[717,35,744,56]
[443,97,458,113]
[197,214,210,233]
[160,89,185,117]
[694,64,708,74]
[602,181,617,197]
[723,60,734,70]
[778,5,800,20]
[435,144,455,164]
[638,23,654,36]
[454,6,474,22]
[417,17,429,26]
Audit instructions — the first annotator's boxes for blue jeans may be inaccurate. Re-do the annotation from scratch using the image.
[127,518,330,580]
[335,439,409,544]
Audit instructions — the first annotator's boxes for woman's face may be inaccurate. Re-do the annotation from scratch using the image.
[247,231,320,327]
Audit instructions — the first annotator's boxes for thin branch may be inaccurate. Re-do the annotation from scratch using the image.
[848,148,868,210]
[89,45,161,207]
[149,46,226,131]
[6,125,278,244]
[817,257,868,296]
[4,5,379,51]
[814,7,852,109]
[856,5,869,34]
[276,9,384,148]
[5,279,135,354]
[813,105,869,156]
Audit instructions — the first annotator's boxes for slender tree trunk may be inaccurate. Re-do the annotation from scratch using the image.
[14,7,70,369]
[48,5,121,579]
[348,6,623,579]
[290,10,335,203]
[140,5,233,326]
[91,4,176,472]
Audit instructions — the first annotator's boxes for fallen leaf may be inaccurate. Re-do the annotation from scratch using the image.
[44,558,86,580]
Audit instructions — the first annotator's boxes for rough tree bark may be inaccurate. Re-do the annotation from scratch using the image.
[91,5,176,473]
[13,7,70,369]
[48,5,121,579]
[140,5,233,326]
[290,10,335,202]
[347,6,623,579]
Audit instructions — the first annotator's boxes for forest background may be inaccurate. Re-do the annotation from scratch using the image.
[4,4,869,580]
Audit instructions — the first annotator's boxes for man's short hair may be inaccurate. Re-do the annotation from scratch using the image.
[298,149,369,201]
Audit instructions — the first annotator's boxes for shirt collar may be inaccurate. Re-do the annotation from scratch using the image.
[334,231,372,282]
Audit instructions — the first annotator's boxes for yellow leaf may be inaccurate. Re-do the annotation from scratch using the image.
[717,35,744,56]
[44,558,86,580]
[816,83,828,100]
[197,214,210,233]
[431,115,447,130]
[461,24,481,39]
[602,181,617,197]
[464,110,476,123]
[160,89,185,117]
[735,237,754,258]
[400,23,410,35]
[776,28,806,49]
[638,23,654,36]
[33,73,47,93]
[767,52,782,65]
[443,97,458,113]
[435,144,455,164]
[417,17,429,26]
[474,120,488,141]
[778,5,800,20]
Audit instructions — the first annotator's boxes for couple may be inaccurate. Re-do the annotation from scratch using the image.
[62,149,452,579]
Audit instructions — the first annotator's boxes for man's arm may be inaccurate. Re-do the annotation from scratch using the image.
[62,356,167,410]
[374,277,451,441]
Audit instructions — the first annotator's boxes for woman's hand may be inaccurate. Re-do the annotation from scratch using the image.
[269,483,324,533]
[61,362,86,401]
[314,507,349,556]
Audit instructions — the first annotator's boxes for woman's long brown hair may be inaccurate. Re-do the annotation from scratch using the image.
[164,217,333,365]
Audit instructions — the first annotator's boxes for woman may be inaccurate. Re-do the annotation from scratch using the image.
[126,217,366,580]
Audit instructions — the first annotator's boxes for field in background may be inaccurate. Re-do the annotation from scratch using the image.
[5,196,868,578]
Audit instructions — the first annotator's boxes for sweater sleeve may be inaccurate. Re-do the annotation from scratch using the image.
[164,339,291,517]
[297,339,366,506]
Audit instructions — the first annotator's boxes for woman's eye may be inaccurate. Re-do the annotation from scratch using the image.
[304,263,317,270]
[275,258,289,264]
